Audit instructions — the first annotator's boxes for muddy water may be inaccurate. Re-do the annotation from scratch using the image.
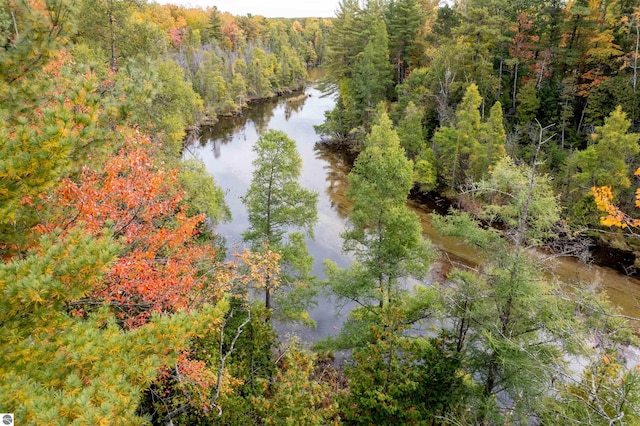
[185,85,640,340]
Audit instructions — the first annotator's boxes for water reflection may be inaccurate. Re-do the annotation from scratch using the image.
[186,84,640,338]
[315,145,351,220]
[284,93,309,120]
[198,95,284,149]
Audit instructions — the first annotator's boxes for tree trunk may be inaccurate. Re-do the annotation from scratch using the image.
[265,285,271,311]
[634,21,639,93]
[512,62,519,114]
[108,0,116,71]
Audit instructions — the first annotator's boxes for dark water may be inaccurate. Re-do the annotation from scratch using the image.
[185,86,640,340]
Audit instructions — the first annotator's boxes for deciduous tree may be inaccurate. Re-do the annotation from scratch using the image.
[0,230,229,424]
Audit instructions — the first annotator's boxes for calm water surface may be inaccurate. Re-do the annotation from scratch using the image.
[185,86,640,340]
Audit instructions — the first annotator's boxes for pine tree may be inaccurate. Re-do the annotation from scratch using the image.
[242,130,318,323]
[433,83,481,191]
[432,158,571,422]
[397,100,425,160]
[574,106,640,198]
[434,84,506,191]
[386,0,425,84]
[205,6,223,44]
[0,230,228,424]
[321,105,435,347]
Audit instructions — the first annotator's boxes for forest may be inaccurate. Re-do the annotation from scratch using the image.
[1,0,640,424]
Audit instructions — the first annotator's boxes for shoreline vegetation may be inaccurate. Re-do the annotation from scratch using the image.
[197,84,307,126]
[3,0,640,423]
[314,137,640,278]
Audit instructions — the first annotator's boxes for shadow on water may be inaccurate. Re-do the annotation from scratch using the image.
[185,84,640,341]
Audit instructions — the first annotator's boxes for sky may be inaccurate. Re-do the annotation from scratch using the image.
[152,0,341,18]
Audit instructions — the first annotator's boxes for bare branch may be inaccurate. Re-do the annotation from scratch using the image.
[211,308,251,417]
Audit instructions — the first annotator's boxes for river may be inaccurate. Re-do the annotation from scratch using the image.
[184,85,640,340]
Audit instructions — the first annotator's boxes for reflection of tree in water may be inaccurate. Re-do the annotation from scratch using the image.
[315,144,352,219]
[284,94,308,121]
[206,97,283,138]
[211,139,222,158]
[189,92,310,158]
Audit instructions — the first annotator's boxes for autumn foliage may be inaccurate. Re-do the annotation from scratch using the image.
[33,129,218,327]
[592,168,640,230]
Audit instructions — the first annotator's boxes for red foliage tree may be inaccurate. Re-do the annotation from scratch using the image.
[39,129,222,327]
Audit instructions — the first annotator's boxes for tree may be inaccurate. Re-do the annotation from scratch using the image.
[205,6,223,44]
[179,158,231,226]
[196,50,228,113]
[320,0,393,142]
[477,100,507,178]
[385,0,425,84]
[591,167,640,232]
[541,287,640,425]
[430,124,584,422]
[321,105,435,347]
[142,59,204,155]
[437,83,482,190]
[322,0,366,86]
[0,53,107,254]
[473,156,561,246]
[247,47,276,98]
[397,101,437,192]
[432,206,568,423]
[76,0,141,70]
[397,100,425,160]
[574,106,640,199]
[508,12,539,113]
[351,22,393,124]
[450,0,503,104]
[431,122,637,423]
[433,84,506,191]
[515,79,541,125]
[343,329,467,424]
[0,229,229,424]
[0,0,71,85]
[37,132,224,327]
[242,130,318,323]
[252,341,339,425]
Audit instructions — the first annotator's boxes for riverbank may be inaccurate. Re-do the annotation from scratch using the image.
[196,85,307,127]
[317,139,640,279]
[190,83,640,328]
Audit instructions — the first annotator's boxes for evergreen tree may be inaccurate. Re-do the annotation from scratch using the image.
[205,6,223,44]
[386,0,425,84]
[0,231,228,424]
[434,84,506,191]
[242,130,318,323]
[573,106,640,199]
[252,341,340,425]
[0,0,70,84]
[432,157,570,422]
[397,100,425,160]
[352,23,393,124]
[515,79,541,125]
[343,329,466,424]
[321,105,435,347]
[76,0,142,70]
[477,100,507,179]
[320,0,392,142]
[433,83,481,191]
[322,0,366,85]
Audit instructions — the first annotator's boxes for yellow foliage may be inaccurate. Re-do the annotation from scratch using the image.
[591,169,640,230]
